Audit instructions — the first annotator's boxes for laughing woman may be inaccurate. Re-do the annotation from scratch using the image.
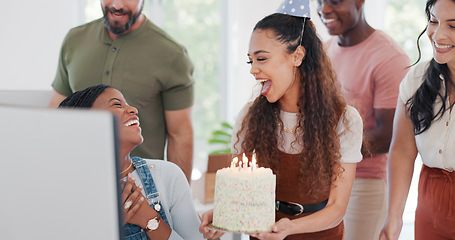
[58,84,202,240]
[380,0,455,239]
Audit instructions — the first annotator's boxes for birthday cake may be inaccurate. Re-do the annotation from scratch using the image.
[212,157,276,232]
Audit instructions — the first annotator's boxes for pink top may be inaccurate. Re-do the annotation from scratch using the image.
[325,30,410,179]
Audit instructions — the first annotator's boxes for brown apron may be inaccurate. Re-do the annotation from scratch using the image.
[251,151,344,240]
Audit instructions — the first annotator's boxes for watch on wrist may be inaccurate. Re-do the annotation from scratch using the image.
[144,216,160,232]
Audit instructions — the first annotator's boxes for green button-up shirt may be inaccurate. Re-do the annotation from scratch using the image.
[52,18,195,159]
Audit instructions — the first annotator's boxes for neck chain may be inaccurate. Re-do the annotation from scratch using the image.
[120,158,133,175]
[275,111,301,134]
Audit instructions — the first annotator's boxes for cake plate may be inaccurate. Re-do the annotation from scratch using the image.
[206,223,264,233]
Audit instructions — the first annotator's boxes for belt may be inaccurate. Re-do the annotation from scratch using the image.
[275,199,328,216]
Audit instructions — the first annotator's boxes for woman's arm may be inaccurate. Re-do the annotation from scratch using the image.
[291,162,356,232]
[124,171,173,239]
[165,107,194,182]
[380,100,418,240]
[129,199,172,239]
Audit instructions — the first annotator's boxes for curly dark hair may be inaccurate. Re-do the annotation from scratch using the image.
[407,0,455,135]
[234,13,347,198]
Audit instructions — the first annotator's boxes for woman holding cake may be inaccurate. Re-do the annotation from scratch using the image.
[199,0,363,239]
[58,84,203,240]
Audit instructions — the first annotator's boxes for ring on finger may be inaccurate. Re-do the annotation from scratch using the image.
[124,200,133,209]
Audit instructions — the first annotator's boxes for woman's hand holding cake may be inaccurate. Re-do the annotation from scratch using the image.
[199,209,225,239]
[248,218,293,240]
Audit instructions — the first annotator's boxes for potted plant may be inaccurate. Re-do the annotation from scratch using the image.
[208,121,233,155]
[207,122,233,171]
[202,122,234,203]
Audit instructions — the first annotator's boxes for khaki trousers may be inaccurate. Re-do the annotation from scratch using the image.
[343,178,387,240]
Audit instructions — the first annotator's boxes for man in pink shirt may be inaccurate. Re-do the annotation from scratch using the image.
[318,0,410,239]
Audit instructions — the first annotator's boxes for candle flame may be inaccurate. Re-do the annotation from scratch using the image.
[242,153,248,168]
[231,157,238,168]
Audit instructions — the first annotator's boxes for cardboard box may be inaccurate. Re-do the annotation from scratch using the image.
[203,172,217,203]
[207,154,231,172]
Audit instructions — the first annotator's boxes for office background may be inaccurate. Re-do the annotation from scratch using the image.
[1,1,431,239]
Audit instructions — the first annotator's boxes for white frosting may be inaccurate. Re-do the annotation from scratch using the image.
[213,167,276,232]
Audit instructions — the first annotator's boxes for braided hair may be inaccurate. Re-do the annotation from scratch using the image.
[58,84,112,108]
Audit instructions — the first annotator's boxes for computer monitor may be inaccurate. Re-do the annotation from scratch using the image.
[0,105,123,239]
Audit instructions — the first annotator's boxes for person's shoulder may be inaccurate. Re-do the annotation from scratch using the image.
[360,30,409,68]
[337,105,363,134]
[370,30,407,55]
[370,30,395,44]
[323,37,339,53]
[344,105,361,122]
[404,60,430,85]
[325,37,337,47]
[143,159,186,180]
[140,18,188,52]
[68,18,103,35]
[398,60,431,102]
[241,101,254,112]
[235,102,254,121]
[144,158,180,170]
[405,60,430,81]
[64,18,103,43]
[413,60,431,73]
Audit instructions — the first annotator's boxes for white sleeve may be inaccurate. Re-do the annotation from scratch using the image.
[161,163,203,240]
[338,106,363,163]
[399,61,429,104]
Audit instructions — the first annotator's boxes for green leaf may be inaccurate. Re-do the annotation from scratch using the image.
[208,139,230,144]
[209,149,231,155]
[211,130,231,137]
[221,122,233,129]
[207,121,233,154]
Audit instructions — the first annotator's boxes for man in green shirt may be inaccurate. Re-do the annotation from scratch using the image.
[48,0,194,182]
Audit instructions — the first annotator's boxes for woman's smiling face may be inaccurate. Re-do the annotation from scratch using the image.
[427,0,455,68]
[247,29,300,105]
[92,88,143,149]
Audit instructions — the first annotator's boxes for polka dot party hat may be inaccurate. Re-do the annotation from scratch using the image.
[277,0,311,19]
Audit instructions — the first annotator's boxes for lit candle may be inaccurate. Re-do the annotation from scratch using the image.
[252,154,257,171]
[242,153,248,169]
[231,157,238,168]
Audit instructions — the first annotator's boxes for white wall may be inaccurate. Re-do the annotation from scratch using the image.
[224,0,278,123]
[1,0,85,90]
